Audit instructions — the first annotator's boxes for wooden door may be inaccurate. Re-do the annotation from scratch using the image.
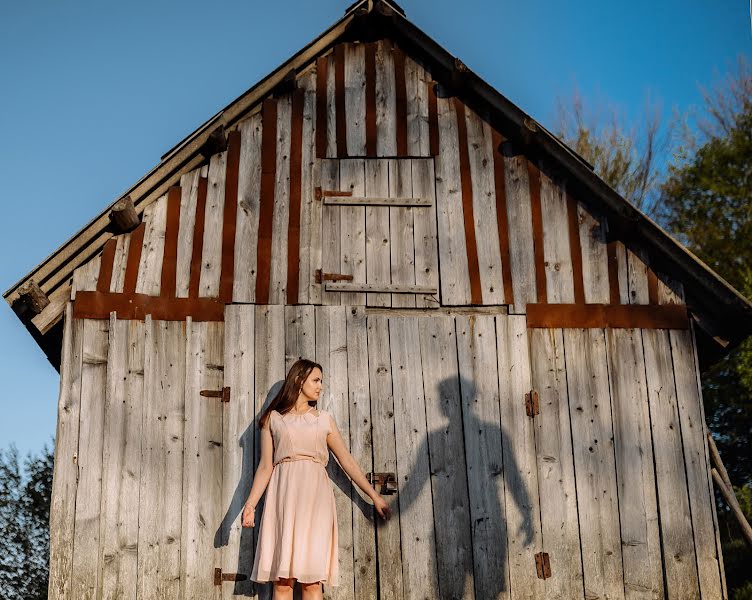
[318,158,439,308]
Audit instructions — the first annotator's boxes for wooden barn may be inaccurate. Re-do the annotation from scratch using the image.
[5,1,752,599]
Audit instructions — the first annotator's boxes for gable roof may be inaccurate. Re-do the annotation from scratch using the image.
[5,0,752,370]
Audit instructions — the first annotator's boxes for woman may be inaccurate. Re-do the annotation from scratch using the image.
[242,358,392,600]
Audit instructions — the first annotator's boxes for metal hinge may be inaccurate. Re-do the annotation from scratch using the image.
[214,567,248,586]
[366,472,398,495]
[535,552,551,579]
[201,387,231,402]
[315,269,354,284]
[525,389,540,417]
[315,186,353,201]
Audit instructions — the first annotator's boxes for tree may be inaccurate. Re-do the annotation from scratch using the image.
[0,442,53,600]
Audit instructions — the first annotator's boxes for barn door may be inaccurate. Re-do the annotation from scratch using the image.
[318,158,439,308]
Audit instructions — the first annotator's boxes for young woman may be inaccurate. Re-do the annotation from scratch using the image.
[242,358,392,600]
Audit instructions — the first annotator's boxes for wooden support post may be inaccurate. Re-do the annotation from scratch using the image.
[108,196,140,233]
[708,433,752,548]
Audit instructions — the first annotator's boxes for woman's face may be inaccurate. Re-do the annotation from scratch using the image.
[299,367,323,402]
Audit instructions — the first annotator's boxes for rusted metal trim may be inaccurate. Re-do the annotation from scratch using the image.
[122,222,146,295]
[526,303,689,329]
[96,238,117,294]
[219,131,241,302]
[535,552,551,579]
[73,291,225,321]
[454,99,483,305]
[161,186,182,298]
[525,389,540,417]
[567,191,585,304]
[393,44,408,156]
[427,80,439,156]
[315,269,354,283]
[364,42,377,156]
[321,189,354,197]
[287,89,305,305]
[256,99,278,305]
[334,44,347,158]
[188,176,209,298]
[316,56,328,159]
[200,386,231,402]
[527,160,546,304]
[606,240,620,305]
[492,130,514,306]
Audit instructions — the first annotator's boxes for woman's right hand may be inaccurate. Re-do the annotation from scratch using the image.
[242,503,256,528]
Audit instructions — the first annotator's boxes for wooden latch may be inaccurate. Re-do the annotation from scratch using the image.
[525,389,540,417]
[214,567,248,586]
[201,387,231,402]
[315,269,354,284]
[366,472,397,495]
[535,552,551,579]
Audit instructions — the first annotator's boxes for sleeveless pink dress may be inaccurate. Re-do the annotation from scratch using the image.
[251,407,339,587]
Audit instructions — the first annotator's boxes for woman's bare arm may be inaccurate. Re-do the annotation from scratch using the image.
[326,423,380,501]
[245,423,275,509]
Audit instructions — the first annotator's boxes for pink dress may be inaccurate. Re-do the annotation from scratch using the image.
[251,407,339,587]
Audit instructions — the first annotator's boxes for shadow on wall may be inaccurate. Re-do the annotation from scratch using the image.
[214,375,534,599]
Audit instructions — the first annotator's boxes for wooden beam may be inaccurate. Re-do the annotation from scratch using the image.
[14,280,50,317]
[108,196,140,233]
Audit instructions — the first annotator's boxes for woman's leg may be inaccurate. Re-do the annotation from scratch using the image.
[300,581,323,600]
[272,577,295,600]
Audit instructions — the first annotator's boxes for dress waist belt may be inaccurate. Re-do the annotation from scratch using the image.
[273,456,325,467]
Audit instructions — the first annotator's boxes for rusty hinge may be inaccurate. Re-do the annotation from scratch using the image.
[525,389,540,417]
[201,387,231,402]
[535,552,551,579]
[366,472,397,495]
[214,567,248,586]
[315,269,354,284]
[315,186,353,201]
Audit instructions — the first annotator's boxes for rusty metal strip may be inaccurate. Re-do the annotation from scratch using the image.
[566,191,585,304]
[316,56,328,159]
[393,45,408,156]
[219,130,241,302]
[96,238,117,293]
[73,291,225,321]
[321,189,353,197]
[256,98,278,305]
[188,176,208,298]
[364,42,377,156]
[606,240,620,304]
[122,221,146,295]
[454,98,483,305]
[334,44,347,158]
[161,186,182,298]
[287,89,305,305]
[526,303,689,329]
[647,266,659,304]
[427,80,439,156]
[527,160,547,304]
[491,130,514,306]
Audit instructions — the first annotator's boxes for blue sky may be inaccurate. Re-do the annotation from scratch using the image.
[1,0,750,457]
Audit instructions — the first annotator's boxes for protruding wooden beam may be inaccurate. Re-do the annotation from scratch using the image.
[199,124,227,158]
[108,196,140,233]
[14,280,50,317]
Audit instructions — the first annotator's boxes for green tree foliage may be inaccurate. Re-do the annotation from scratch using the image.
[0,442,53,600]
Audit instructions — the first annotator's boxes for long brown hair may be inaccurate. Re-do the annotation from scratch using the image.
[257,358,323,430]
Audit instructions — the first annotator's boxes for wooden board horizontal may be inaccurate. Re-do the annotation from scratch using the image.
[324,282,437,294]
[527,303,689,329]
[323,195,431,206]
[73,291,225,321]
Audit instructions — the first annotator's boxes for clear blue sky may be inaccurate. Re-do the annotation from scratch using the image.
[1,0,749,457]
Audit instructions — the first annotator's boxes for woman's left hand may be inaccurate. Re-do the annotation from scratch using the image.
[373,495,392,520]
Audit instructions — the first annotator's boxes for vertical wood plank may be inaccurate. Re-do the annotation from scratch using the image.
[455,315,511,600]
[411,159,439,308]
[270,95,292,305]
[327,52,338,159]
[200,152,228,297]
[578,203,610,304]
[233,113,263,303]
[71,255,101,300]
[540,170,574,303]
[364,159,391,307]
[504,155,536,313]
[405,55,429,157]
[320,159,341,306]
[627,246,650,305]
[70,318,109,600]
[345,43,366,157]
[375,39,396,157]
[256,100,278,305]
[176,170,201,298]
[389,159,416,308]
[298,71,318,305]
[136,197,168,295]
[110,233,132,294]
[563,328,625,600]
[338,160,366,305]
[285,305,316,368]
[390,315,440,599]
[419,315,475,600]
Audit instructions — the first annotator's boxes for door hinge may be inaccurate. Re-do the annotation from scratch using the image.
[535,552,551,579]
[525,389,540,417]
[201,387,231,402]
[366,472,398,495]
[315,269,354,284]
[214,567,248,585]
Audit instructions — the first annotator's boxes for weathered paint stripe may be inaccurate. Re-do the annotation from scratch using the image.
[287,89,305,305]
[123,222,146,295]
[364,42,377,156]
[316,56,328,159]
[255,98,278,305]
[454,98,483,305]
[335,44,347,158]
[96,238,117,293]
[188,176,208,298]
[393,45,408,156]
[606,240,621,304]
[647,266,659,304]
[567,191,586,304]
[527,160,547,304]
[74,291,225,321]
[219,130,241,302]
[527,302,689,329]
[160,186,182,298]
[491,130,514,306]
